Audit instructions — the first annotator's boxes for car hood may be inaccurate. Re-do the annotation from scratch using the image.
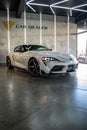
[35,51,74,62]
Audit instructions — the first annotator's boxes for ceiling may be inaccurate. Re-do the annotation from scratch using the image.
[0,0,87,24]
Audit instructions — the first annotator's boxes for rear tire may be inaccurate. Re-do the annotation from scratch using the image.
[6,56,14,69]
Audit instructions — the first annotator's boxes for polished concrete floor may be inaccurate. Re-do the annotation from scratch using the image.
[0,64,87,130]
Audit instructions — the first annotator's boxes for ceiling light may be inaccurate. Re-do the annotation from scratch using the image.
[51,0,69,6]
[52,5,70,10]
[26,0,34,5]
[50,6,55,15]
[72,3,87,9]
[52,5,87,13]
[72,8,87,13]
[29,3,49,7]
[70,9,72,16]
[27,4,36,12]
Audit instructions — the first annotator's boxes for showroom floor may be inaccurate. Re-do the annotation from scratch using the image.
[0,64,87,130]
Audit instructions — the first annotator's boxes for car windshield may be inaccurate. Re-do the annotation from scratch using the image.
[27,45,51,51]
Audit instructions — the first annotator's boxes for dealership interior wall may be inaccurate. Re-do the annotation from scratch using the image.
[0,11,77,63]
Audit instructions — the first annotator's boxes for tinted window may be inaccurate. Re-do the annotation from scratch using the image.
[14,46,21,52]
[29,45,51,51]
[14,45,51,52]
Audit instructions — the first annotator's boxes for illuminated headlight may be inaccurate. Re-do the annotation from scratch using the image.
[41,57,64,62]
[41,57,56,61]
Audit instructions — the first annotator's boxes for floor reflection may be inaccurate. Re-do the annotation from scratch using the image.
[0,64,87,130]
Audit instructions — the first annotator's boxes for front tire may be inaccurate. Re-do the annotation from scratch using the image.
[6,56,14,69]
[28,58,40,76]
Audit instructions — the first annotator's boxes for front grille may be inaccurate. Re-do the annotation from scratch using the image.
[51,66,63,72]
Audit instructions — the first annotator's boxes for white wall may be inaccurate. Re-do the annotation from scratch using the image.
[0,12,77,63]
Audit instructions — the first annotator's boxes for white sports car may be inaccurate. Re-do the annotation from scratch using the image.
[6,44,78,76]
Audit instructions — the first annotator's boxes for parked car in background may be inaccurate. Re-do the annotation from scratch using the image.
[6,44,78,76]
[77,56,87,64]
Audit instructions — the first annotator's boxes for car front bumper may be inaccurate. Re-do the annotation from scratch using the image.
[40,60,78,74]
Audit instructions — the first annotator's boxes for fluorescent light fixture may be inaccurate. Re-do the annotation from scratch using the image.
[52,5,70,10]
[72,8,87,13]
[51,0,69,7]
[50,6,55,15]
[52,5,87,13]
[29,3,49,7]
[70,9,72,16]
[26,0,87,15]
[26,0,34,5]
[27,4,36,12]
[72,4,87,9]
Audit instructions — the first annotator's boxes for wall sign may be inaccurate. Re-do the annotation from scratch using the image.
[16,25,48,30]
[3,21,14,31]
[3,21,48,30]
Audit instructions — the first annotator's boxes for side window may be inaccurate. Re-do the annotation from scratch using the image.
[30,46,38,51]
[14,46,21,52]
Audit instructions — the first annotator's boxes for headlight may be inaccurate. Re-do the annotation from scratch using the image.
[41,57,64,62]
[41,57,56,61]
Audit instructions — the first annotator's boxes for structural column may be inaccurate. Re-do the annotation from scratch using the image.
[40,12,42,45]
[24,9,27,44]
[7,7,10,53]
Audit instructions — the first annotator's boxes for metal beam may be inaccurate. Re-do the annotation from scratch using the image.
[17,0,25,18]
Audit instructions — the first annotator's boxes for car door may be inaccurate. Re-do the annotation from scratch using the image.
[13,46,21,62]
[13,45,28,69]
[12,46,23,68]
